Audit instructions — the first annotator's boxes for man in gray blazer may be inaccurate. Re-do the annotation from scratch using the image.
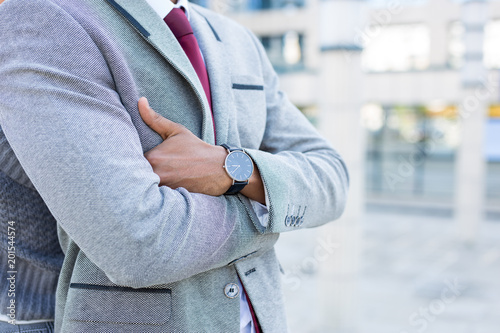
[0,0,349,332]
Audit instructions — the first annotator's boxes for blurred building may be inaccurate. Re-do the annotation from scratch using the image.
[360,0,499,228]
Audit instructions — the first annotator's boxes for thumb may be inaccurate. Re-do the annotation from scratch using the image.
[138,97,181,140]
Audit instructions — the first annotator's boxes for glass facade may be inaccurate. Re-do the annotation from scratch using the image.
[368,0,427,6]
[484,20,500,69]
[195,0,306,12]
[446,19,500,69]
[362,24,430,72]
[231,0,305,12]
[448,21,465,69]
[485,110,500,205]
[364,103,500,206]
[363,18,500,71]
[363,104,459,201]
[486,161,500,204]
[259,32,305,73]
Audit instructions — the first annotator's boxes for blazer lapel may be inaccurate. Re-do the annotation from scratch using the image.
[190,7,234,145]
[104,0,215,143]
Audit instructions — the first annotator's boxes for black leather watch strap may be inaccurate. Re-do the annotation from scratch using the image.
[221,143,240,153]
[225,181,249,195]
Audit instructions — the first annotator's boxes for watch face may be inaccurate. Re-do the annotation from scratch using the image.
[225,151,254,182]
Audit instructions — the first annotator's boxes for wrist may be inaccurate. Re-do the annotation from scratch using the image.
[220,144,254,195]
[218,144,265,204]
[215,145,234,192]
[240,166,265,205]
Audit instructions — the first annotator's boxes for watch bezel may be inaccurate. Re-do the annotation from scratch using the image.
[223,149,254,183]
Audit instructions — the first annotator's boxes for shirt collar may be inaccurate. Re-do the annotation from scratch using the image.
[144,0,191,21]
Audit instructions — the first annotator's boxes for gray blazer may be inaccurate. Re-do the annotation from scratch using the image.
[0,0,349,332]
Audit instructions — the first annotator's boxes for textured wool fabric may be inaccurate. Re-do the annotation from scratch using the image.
[0,0,349,332]
[0,170,63,321]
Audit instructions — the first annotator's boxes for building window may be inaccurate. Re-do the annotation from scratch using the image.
[486,106,500,208]
[448,21,465,69]
[235,0,305,12]
[368,0,427,6]
[362,23,430,72]
[447,19,500,69]
[297,105,319,127]
[363,103,459,200]
[260,31,305,73]
[484,20,500,69]
[200,0,305,12]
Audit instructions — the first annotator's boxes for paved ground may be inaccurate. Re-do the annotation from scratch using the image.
[274,210,500,333]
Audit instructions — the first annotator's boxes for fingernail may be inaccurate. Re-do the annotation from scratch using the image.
[143,98,154,116]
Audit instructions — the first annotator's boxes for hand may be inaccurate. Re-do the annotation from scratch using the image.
[138,97,232,196]
[138,97,266,204]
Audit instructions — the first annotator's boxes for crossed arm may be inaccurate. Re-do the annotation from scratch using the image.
[137,97,266,204]
[0,0,348,288]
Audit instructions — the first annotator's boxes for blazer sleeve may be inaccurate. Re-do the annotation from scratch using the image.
[242,28,350,234]
[0,0,278,288]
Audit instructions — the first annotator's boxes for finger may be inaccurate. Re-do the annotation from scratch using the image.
[138,97,181,140]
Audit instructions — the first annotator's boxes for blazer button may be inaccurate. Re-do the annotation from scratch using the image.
[224,283,239,299]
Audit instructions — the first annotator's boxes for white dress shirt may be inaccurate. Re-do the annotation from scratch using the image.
[144,1,268,332]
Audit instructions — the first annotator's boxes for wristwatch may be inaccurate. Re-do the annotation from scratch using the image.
[221,144,254,195]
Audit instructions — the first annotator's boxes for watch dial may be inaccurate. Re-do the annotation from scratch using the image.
[226,151,254,182]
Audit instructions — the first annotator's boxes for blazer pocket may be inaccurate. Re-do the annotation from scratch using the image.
[66,283,172,325]
[231,75,267,149]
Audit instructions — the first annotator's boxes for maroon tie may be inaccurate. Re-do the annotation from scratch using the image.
[164,8,215,139]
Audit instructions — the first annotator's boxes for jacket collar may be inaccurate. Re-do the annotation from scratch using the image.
[104,0,221,144]
[190,6,233,145]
